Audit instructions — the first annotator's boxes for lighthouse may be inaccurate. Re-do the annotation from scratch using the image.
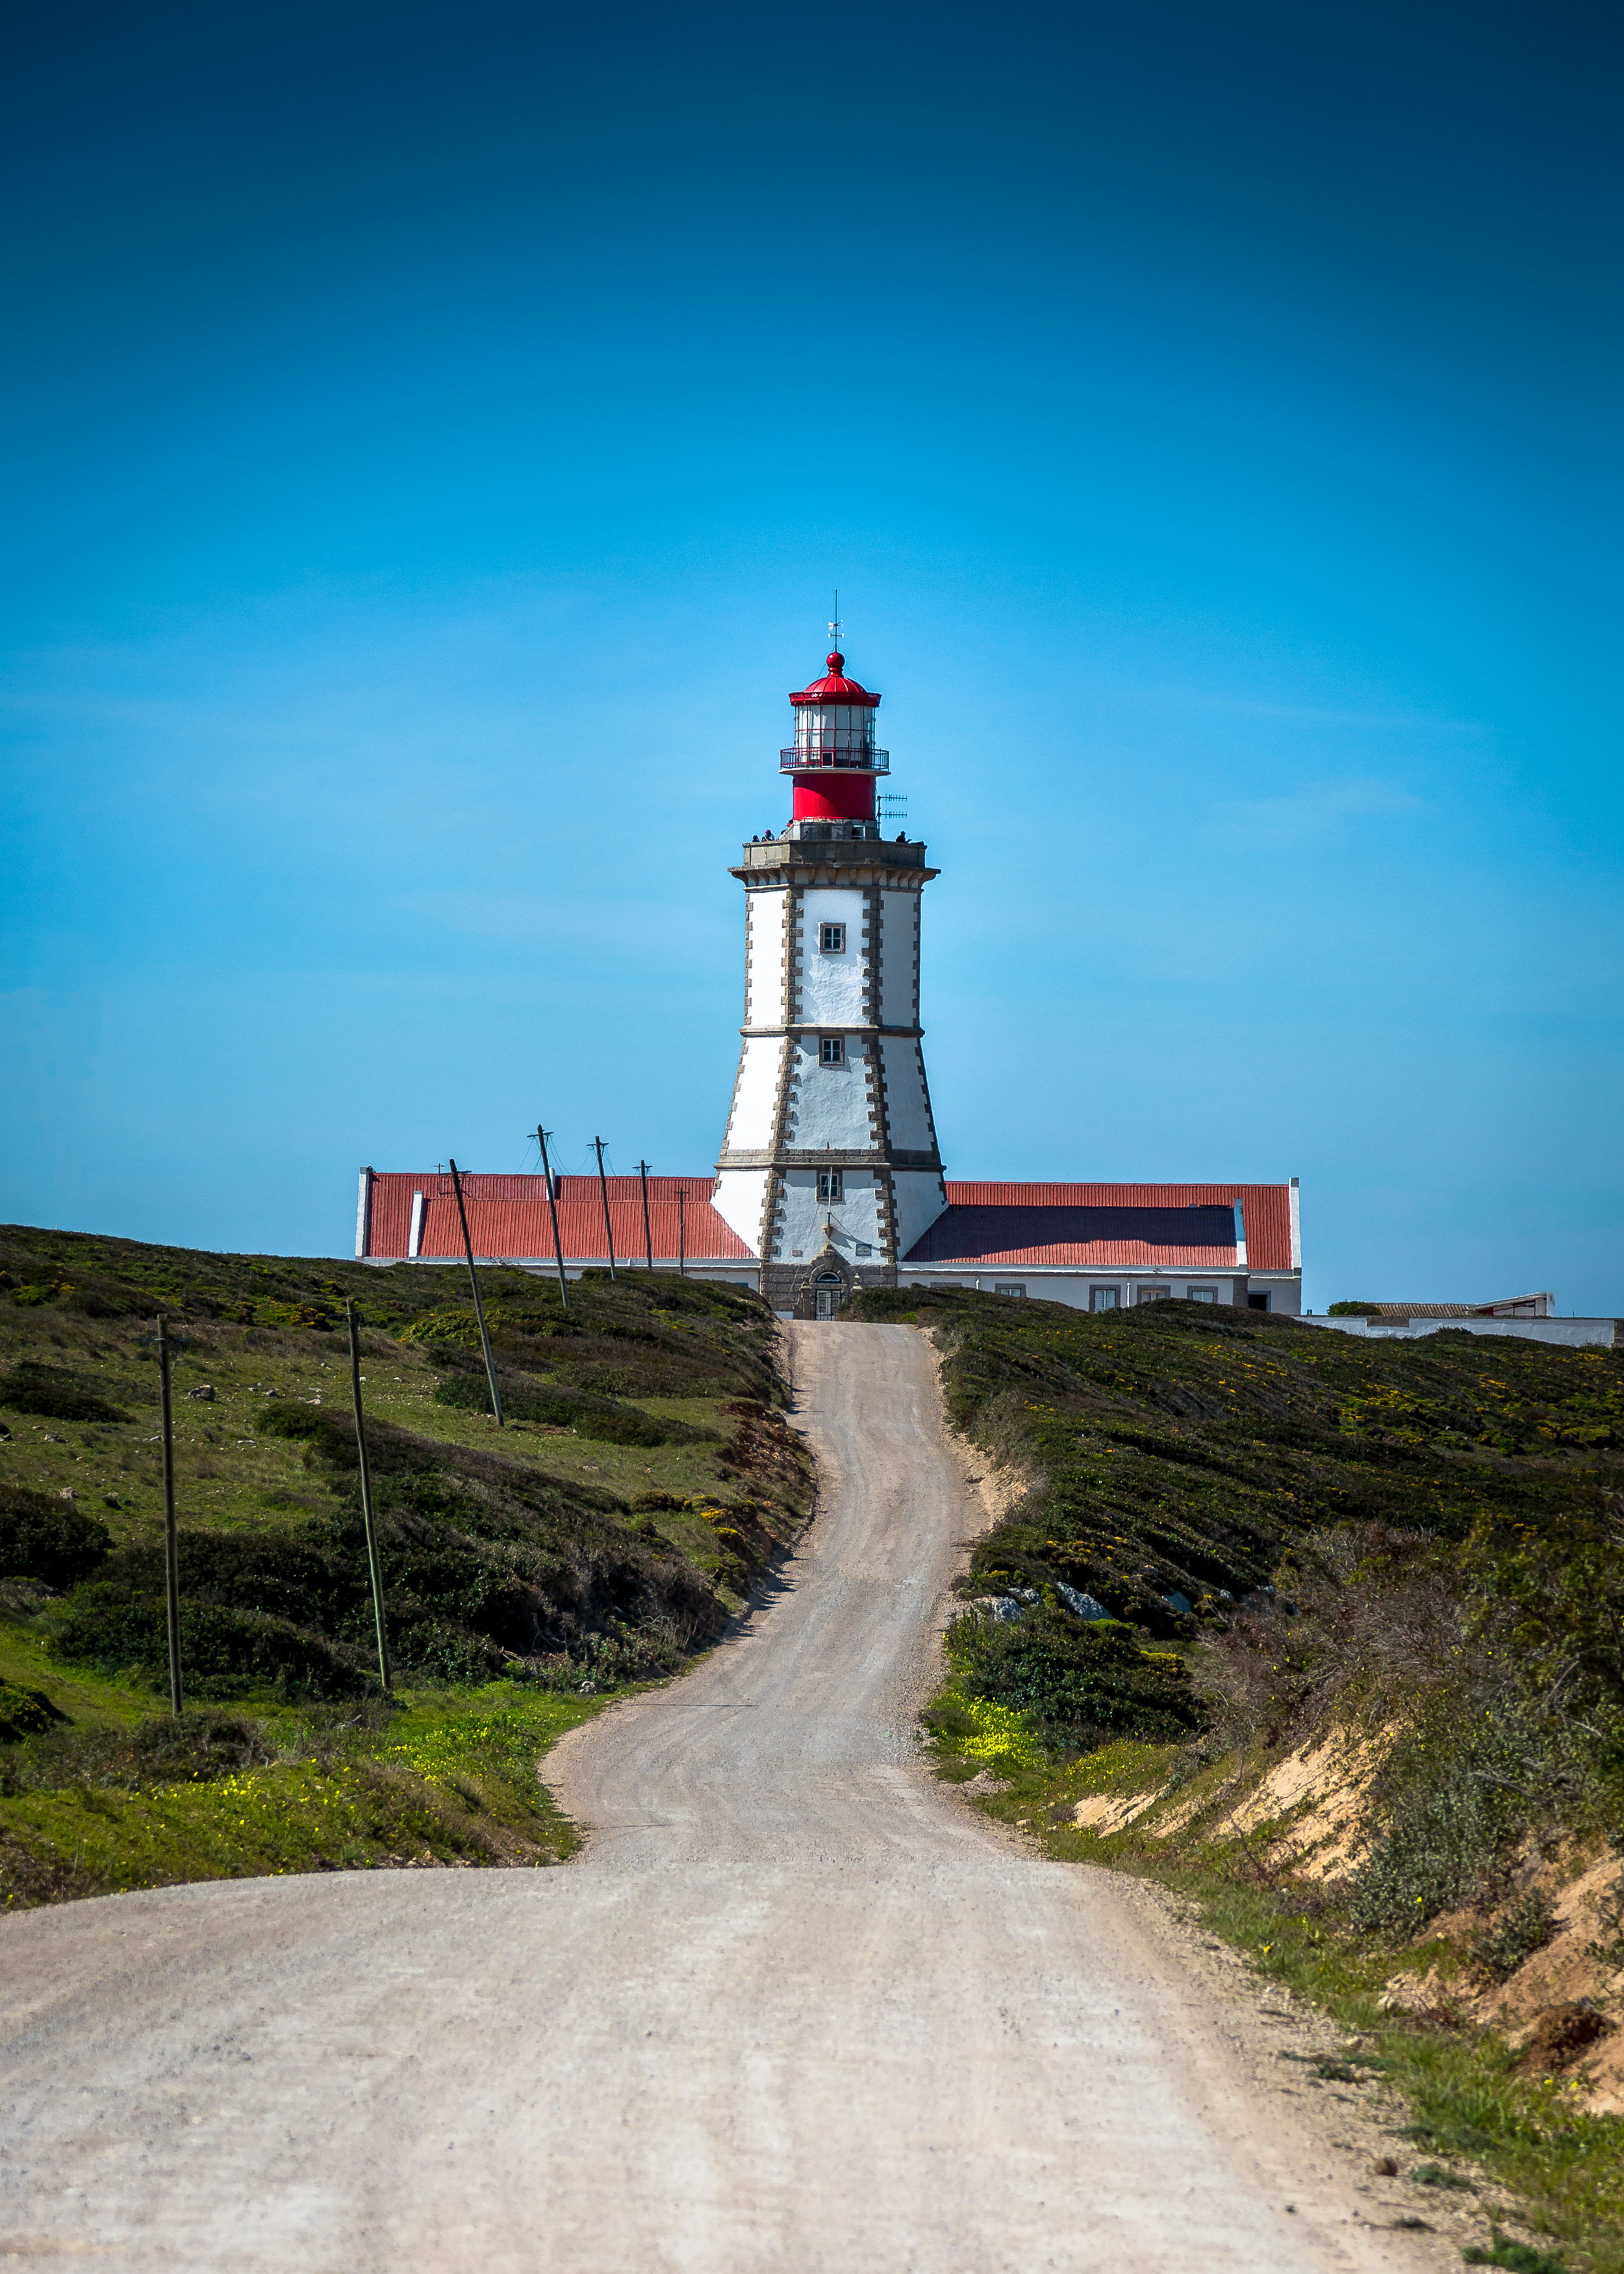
[712,646,948,1315]
[355,642,1305,1313]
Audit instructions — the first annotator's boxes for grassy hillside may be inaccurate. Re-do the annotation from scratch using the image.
[846,1286,1624,2271]
[0,1223,811,1907]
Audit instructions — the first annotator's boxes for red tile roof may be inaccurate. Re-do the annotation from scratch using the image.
[910,1182,1295,1272]
[362,1173,754,1266]
[359,1173,1296,1273]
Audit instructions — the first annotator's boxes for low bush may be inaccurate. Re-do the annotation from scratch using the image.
[0,1481,112,1587]
[255,1402,357,1460]
[1461,2239,1570,2271]
[0,1681,70,1743]
[1349,1701,1586,1930]
[1472,1891,1558,1983]
[83,1419,729,1685]
[52,1585,369,1699]
[433,1370,715,1447]
[0,1707,275,1794]
[0,1364,129,1424]
[947,1606,1205,1756]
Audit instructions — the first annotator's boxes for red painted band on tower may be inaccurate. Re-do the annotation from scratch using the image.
[793,772,876,821]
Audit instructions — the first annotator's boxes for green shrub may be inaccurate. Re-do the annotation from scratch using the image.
[255,1401,355,1459]
[1348,1703,1572,1930]
[433,1371,711,1447]
[1464,1489,1624,1742]
[0,1707,272,1792]
[0,1364,129,1423]
[0,1680,70,1743]
[399,1307,483,1348]
[52,1585,368,1699]
[1471,1891,1558,1982]
[1462,2239,1569,2271]
[0,1481,112,1587]
[948,1607,1204,1754]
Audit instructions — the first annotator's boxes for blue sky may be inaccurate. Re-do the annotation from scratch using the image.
[3,0,1619,1309]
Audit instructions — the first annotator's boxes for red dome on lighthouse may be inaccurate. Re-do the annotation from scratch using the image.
[790,652,882,709]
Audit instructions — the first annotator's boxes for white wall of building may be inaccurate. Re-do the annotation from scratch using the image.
[797,888,868,1026]
[880,1035,933,1150]
[724,1034,784,1154]
[878,891,918,1027]
[787,1033,872,1149]
[898,1268,1294,1312]
[776,1168,888,1264]
[711,1164,770,1253]
[893,1171,949,1258]
[1302,1313,1616,1349]
[744,888,788,1027]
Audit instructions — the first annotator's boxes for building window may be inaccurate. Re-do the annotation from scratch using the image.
[1089,1286,1120,1312]
[1137,1286,1168,1305]
[1187,1287,1218,1303]
[819,923,846,953]
[818,1169,843,1201]
[856,1241,871,1257]
[1247,1291,1271,1312]
[819,1036,845,1066]
[994,1282,1026,1297]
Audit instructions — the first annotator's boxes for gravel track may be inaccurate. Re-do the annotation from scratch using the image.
[1,1322,1450,2271]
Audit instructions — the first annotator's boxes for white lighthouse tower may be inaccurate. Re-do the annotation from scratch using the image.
[713,645,947,1315]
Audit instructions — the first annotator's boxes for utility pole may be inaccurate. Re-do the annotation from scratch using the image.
[346,1300,392,1691]
[678,1185,687,1277]
[155,1317,183,1717]
[535,1125,570,1309]
[592,1137,617,1280]
[447,1158,505,1425]
[638,1160,655,1270]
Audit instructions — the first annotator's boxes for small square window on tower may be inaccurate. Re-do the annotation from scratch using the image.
[819,923,846,953]
[819,1035,845,1066]
[818,1169,843,1201]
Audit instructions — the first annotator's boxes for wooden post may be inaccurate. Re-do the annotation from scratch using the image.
[592,1137,617,1280]
[638,1160,655,1270]
[536,1125,570,1309]
[155,1317,183,1717]
[447,1158,505,1425]
[678,1185,687,1277]
[346,1300,392,1691]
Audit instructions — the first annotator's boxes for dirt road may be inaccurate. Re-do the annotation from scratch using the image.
[2,1323,1445,2271]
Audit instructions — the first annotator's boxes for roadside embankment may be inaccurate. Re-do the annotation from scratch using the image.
[0,1223,813,1908]
[844,1284,1624,2273]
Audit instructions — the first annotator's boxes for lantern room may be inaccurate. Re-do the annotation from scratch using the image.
[781,651,890,825]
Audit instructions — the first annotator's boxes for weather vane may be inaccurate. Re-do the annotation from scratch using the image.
[827,589,841,650]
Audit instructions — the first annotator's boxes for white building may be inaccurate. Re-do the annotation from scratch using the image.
[712,648,948,1314]
[355,643,1304,1320]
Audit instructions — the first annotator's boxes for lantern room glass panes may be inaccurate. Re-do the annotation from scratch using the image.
[794,704,874,761]
[784,704,888,772]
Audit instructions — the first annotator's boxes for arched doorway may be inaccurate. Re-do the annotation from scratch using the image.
[813,1272,844,1320]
